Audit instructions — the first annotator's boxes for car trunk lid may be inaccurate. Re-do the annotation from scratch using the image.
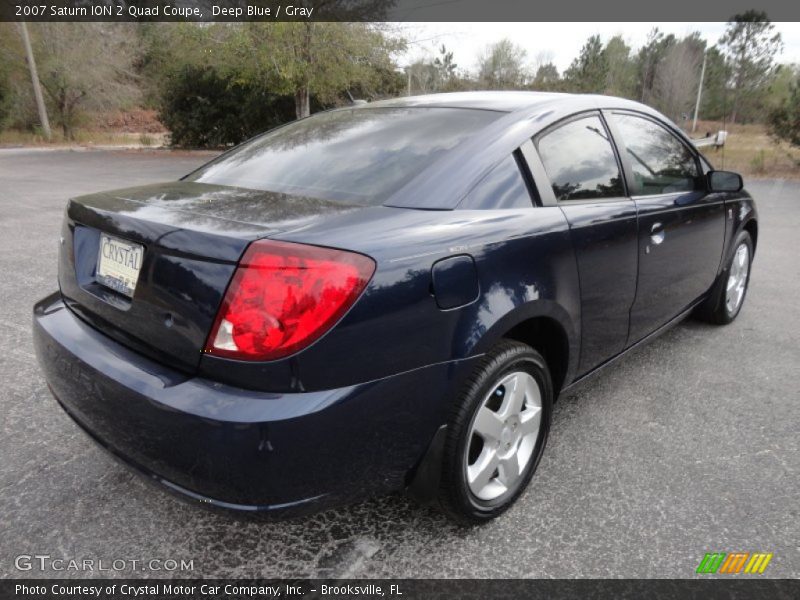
[58,181,362,373]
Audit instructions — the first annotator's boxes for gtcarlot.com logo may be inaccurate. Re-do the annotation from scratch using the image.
[14,554,194,573]
[696,552,773,574]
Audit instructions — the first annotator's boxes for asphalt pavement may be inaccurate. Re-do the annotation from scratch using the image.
[0,148,797,579]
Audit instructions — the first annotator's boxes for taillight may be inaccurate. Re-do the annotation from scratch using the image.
[205,240,375,361]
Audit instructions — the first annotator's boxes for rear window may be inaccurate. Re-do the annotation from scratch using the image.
[185,107,502,205]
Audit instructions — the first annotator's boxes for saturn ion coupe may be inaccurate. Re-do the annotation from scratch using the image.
[33,92,758,522]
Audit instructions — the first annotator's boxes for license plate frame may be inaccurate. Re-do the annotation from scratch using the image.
[95,233,144,298]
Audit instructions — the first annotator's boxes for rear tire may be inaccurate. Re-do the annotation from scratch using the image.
[696,231,753,325]
[438,340,552,524]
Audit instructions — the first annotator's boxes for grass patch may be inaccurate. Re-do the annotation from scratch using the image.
[688,120,799,179]
[0,129,167,147]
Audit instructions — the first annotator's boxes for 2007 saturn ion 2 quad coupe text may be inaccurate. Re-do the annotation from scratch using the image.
[34,92,758,522]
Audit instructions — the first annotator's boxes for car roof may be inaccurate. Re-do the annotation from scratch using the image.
[373,91,682,210]
[364,91,657,117]
[366,91,571,112]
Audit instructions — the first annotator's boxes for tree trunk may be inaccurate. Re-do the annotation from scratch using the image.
[59,95,73,141]
[294,86,310,119]
[293,21,313,120]
[730,45,747,125]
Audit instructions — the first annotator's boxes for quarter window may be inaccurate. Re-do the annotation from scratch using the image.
[536,115,624,201]
[611,113,700,196]
[459,153,535,209]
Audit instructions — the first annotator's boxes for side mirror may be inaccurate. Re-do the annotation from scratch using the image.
[708,170,743,193]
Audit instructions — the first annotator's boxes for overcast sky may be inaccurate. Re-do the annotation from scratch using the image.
[395,22,800,72]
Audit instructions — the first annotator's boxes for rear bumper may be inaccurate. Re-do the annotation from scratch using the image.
[33,292,474,514]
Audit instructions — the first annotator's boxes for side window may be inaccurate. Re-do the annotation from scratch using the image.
[460,153,535,209]
[611,113,700,195]
[536,115,624,201]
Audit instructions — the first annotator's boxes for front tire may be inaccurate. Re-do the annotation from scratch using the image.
[697,230,753,325]
[438,341,553,523]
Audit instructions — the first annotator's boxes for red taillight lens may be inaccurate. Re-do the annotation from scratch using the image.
[205,240,375,361]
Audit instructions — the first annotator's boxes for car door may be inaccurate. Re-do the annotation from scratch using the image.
[529,112,639,375]
[606,111,726,344]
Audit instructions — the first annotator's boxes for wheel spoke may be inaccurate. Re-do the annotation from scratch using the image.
[473,406,504,441]
[519,406,542,437]
[468,447,499,491]
[500,374,525,418]
[524,375,541,408]
[498,454,520,486]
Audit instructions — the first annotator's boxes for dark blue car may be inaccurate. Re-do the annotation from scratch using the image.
[33,92,758,522]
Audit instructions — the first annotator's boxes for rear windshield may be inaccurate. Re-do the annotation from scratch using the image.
[185,107,502,205]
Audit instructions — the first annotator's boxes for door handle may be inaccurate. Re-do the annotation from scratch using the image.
[650,222,665,245]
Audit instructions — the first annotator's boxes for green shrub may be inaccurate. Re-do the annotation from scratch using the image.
[768,76,800,149]
[158,65,296,148]
[0,67,11,130]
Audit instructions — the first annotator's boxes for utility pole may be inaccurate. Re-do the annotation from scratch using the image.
[18,22,51,141]
[691,52,707,134]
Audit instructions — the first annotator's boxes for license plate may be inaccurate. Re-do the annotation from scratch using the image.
[96,234,144,298]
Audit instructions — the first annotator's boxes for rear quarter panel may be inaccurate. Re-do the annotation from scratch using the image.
[198,206,581,393]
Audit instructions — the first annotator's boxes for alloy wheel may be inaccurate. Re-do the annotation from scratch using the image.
[725,242,750,315]
[464,371,542,501]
